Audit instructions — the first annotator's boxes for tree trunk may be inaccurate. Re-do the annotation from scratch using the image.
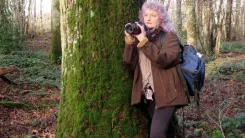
[39,0,43,34]
[32,0,36,34]
[24,0,32,35]
[10,0,19,45]
[240,0,244,38]
[234,0,241,40]
[176,0,182,38]
[195,0,203,49]
[56,1,148,137]
[49,0,61,63]
[225,0,233,41]
[210,2,215,52]
[215,0,224,55]
[165,0,171,11]
[243,0,245,37]
[186,0,197,47]
[203,0,212,54]
[21,0,25,38]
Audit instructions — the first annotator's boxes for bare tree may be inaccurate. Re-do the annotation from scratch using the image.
[24,0,32,35]
[202,0,212,54]
[186,0,197,46]
[176,0,182,38]
[225,0,233,41]
[50,0,61,63]
[195,0,203,48]
[165,0,171,11]
[234,0,241,40]
[243,0,245,37]
[9,0,24,44]
[32,0,36,34]
[39,0,43,34]
[215,0,224,55]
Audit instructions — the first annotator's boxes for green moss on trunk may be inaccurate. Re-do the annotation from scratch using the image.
[56,0,148,138]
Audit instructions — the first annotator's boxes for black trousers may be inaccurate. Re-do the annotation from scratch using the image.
[147,100,176,138]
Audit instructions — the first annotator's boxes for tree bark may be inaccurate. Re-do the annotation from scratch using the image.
[56,0,148,137]
[234,0,241,40]
[49,0,61,63]
[32,0,36,34]
[215,0,224,55]
[225,0,233,41]
[39,0,43,34]
[165,0,171,11]
[243,0,245,37]
[203,0,212,54]
[176,0,182,38]
[24,0,32,35]
[186,0,197,47]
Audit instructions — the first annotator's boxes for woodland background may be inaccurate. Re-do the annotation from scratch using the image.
[0,0,245,138]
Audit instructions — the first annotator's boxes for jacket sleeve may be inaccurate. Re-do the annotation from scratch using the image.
[123,36,139,72]
[138,32,181,69]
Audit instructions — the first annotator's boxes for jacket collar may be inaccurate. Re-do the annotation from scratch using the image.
[146,26,165,41]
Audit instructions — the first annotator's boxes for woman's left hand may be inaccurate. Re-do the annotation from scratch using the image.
[133,22,146,42]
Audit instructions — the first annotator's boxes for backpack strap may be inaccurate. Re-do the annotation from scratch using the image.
[176,65,190,103]
[160,32,166,46]
[160,32,190,103]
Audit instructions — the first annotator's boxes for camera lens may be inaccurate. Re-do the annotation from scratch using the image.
[125,24,134,34]
[125,23,141,35]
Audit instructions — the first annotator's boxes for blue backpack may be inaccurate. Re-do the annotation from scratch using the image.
[179,44,205,104]
[160,33,205,105]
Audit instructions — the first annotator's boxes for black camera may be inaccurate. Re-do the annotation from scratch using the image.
[125,21,148,35]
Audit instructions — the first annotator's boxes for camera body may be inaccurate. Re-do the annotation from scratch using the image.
[125,21,147,35]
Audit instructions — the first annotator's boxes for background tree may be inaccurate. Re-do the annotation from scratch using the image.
[165,0,171,11]
[225,0,233,41]
[0,0,13,53]
[175,0,182,38]
[195,0,203,48]
[49,0,61,63]
[56,0,148,137]
[39,0,43,34]
[234,0,241,40]
[203,0,213,54]
[186,0,197,46]
[24,0,32,35]
[243,0,245,37]
[0,0,25,53]
[215,0,224,55]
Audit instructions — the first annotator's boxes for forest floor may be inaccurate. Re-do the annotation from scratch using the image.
[0,33,245,138]
[0,33,60,138]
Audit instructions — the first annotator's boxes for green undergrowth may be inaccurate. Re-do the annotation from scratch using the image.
[177,112,245,137]
[206,41,245,81]
[221,42,245,53]
[0,50,61,88]
[206,58,245,81]
[198,42,245,137]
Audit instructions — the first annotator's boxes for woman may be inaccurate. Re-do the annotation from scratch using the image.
[123,1,188,138]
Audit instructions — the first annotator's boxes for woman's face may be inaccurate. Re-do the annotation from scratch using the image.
[143,9,160,29]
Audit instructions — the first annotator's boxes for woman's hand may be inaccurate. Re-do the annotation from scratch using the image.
[133,22,146,42]
[124,23,132,36]
[124,23,137,45]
